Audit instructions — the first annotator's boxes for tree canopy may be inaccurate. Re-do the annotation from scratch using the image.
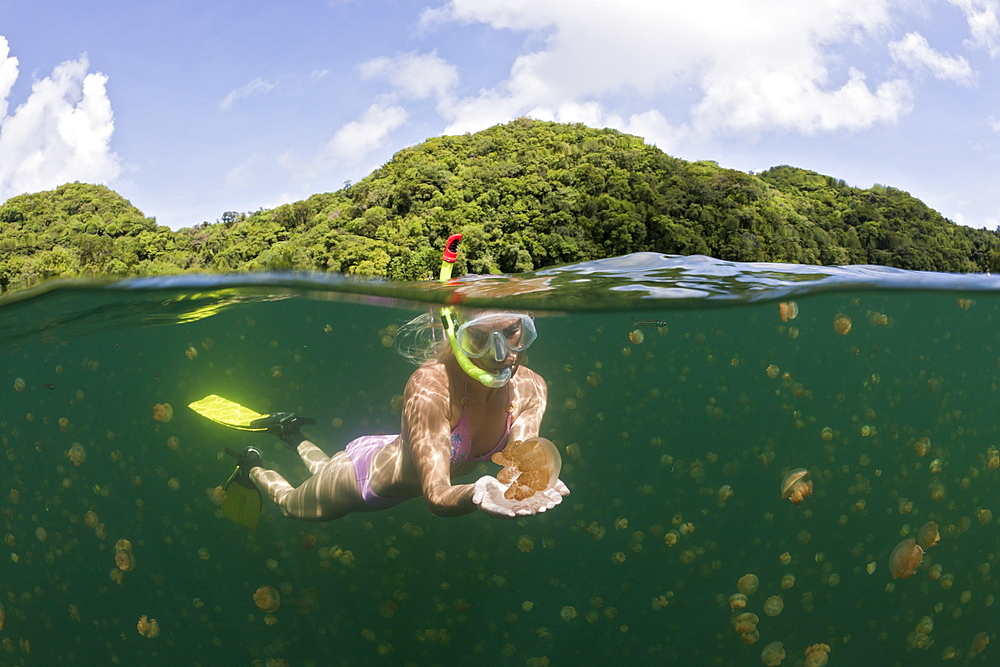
[3,119,1000,292]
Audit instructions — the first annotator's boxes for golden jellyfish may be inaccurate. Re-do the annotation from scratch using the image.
[889,538,924,579]
[628,329,644,345]
[65,442,87,466]
[136,615,159,638]
[254,585,281,613]
[780,468,812,504]
[491,437,562,501]
[152,403,173,423]
[763,595,784,617]
[833,313,852,335]
[804,643,830,667]
[116,548,136,572]
[12,377,25,392]
[732,612,759,635]
[206,486,226,506]
[728,593,747,611]
[737,574,759,596]
[761,641,786,666]
[917,521,940,549]
[84,511,99,528]
[778,301,799,322]
[967,632,989,659]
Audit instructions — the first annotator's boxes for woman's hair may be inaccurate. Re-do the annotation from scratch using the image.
[395,310,450,366]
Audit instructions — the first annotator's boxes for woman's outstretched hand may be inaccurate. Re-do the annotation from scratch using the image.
[472,476,570,519]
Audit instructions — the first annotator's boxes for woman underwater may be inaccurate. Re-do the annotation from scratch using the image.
[237,307,570,521]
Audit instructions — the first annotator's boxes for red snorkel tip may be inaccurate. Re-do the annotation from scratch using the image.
[442,233,463,263]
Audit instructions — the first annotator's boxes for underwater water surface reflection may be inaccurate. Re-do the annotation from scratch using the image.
[1,255,999,665]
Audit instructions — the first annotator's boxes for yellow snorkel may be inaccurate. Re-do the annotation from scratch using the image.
[438,234,511,388]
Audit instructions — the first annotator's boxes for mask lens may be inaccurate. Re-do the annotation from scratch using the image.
[457,313,536,358]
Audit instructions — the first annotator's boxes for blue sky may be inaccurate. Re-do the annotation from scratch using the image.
[2,0,1000,231]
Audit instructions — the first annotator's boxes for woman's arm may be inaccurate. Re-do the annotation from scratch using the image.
[402,368,478,517]
[506,369,548,444]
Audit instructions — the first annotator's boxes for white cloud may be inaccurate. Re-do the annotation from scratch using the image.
[219,77,278,112]
[359,51,458,101]
[947,0,1000,56]
[425,0,917,139]
[323,101,408,164]
[0,36,121,200]
[0,38,17,120]
[889,32,977,84]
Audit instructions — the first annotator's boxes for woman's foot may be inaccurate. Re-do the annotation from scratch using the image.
[227,446,262,483]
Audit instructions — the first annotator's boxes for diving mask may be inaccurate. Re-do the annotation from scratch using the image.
[456,312,536,362]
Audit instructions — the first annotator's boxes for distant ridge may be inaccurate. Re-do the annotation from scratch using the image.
[3,119,999,292]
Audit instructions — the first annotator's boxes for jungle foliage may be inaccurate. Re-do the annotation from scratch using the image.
[3,119,1000,292]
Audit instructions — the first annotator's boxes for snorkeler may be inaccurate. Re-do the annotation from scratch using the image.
[197,235,568,522]
[229,307,568,521]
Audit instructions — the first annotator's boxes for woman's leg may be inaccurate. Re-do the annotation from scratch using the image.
[250,451,366,521]
[295,439,331,476]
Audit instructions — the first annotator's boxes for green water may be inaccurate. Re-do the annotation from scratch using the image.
[1,256,999,665]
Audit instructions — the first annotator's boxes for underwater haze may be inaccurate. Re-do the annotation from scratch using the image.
[1,253,999,666]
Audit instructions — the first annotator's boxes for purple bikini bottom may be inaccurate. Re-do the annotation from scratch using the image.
[344,435,413,510]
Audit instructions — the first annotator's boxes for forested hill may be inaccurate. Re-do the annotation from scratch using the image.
[3,118,1000,292]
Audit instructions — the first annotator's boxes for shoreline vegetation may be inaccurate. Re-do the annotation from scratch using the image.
[3,118,999,294]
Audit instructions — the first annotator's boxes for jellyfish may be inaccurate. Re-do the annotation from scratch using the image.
[737,574,759,596]
[628,330,644,345]
[732,612,759,635]
[65,442,87,466]
[115,549,136,572]
[491,437,562,501]
[778,301,799,322]
[12,377,25,392]
[833,314,852,335]
[763,595,784,617]
[967,632,989,659]
[804,644,831,667]
[780,468,812,504]
[152,403,173,423]
[0,599,4,630]
[136,615,159,638]
[728,593,747,611]
[917,521,940,549]
[889,538,924,579]
[254,585,281,613]
[761,641,786,666]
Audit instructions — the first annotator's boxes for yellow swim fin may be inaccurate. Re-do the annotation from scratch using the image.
[188,395,268,431]
[221,468,263,529]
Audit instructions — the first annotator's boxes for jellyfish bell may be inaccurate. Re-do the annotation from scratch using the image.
[491,437,562,501]
[889,538,924,579]
[780,468,812,504]
[253,585,281,613]
[917,521,940,549]
[737,574,759,596]
[152,403,173,423]
[761,641,786,666]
